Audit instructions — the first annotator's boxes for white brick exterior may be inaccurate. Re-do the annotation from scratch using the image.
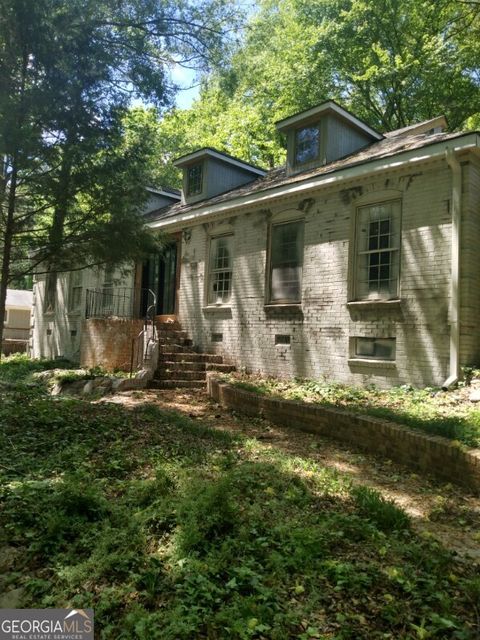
[31,266,135,361]
[174,156,480,388]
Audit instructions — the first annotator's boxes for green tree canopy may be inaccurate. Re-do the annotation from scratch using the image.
[0,0,240,351]
[152,0,480,183]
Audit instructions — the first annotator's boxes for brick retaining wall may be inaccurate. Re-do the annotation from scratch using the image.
[80,318,144,371]
[207,376,480,493]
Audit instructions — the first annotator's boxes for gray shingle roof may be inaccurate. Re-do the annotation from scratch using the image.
[146,129,470,226]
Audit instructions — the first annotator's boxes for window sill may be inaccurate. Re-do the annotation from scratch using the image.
[264,303,302,309]
[347,299,401,309]
[348,358,396,368]
[202,305,232,311]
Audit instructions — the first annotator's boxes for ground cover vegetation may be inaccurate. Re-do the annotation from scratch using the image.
[0,357,478,638]
[221,373,480,448]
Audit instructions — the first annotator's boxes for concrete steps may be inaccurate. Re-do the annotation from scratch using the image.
[150,321,234,390]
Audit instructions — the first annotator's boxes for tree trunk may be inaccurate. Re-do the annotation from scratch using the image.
[0,165,19,360]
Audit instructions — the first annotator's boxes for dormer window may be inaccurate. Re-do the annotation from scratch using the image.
[173,148,266,205]
[276,100,383,176]
[295,125,320,166]
[187,163,203,196]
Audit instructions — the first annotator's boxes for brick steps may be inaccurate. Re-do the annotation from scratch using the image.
[149,321,234,390]
[158,352,224,364]
[160,361,236,373]
[149,379,206,390]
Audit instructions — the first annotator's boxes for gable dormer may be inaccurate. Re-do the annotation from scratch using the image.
[173,148,266,205]
[276,100,383,176]
[144,187,181,213]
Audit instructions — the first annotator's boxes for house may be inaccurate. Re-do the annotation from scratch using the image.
[32,100,480,388]
[30,187,180,365]
[3,289,33,355]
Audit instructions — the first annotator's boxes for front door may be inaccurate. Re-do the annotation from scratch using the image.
[142,241,178,316]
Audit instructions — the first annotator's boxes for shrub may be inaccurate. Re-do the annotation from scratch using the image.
[350,485,410,532]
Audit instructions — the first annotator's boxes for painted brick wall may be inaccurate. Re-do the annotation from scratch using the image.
[177,158,479,388]
[31,265,135,361]
[80,318,143,371]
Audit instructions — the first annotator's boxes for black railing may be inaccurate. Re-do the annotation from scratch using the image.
[85,287,158,377]
[85,287,155,320]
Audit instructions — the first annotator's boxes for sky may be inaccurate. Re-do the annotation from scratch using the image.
[171,65,200,110]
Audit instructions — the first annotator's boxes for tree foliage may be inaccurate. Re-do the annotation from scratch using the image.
[0,0,239,351]
[153,0,480,182]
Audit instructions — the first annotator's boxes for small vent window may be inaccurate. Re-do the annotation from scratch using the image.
[211,332,223,343]
[354,337,396,361]
[275,334,291,345]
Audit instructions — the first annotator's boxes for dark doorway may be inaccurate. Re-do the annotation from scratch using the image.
[142,242,178,316]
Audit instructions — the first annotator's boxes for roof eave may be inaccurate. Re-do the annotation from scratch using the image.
[275,100,383,140]
[149,133,480,232]
[173,148,266,176]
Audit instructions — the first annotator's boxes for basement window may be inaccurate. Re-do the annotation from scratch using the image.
[353,337,396,361]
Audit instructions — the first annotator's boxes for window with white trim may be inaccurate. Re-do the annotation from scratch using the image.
[269,220,304,303]
[208,235,233,305]
[353,337,396,361]
[355,200,401,300]
[68,270,83,313]
[187,163,203,196]
[294,125,320,166]
[101,265,114,314]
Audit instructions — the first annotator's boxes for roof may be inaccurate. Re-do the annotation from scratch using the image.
[6,289,33,309]
[275,100,383,141]
[147,127,478,229]
[172,147,267,176]
[383,116,448,138]
[146,186,181,198]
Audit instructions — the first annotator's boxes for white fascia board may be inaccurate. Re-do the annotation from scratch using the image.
[276,101,383,140]
[173,148,266,176]
[146,187,181,200]
[149,134,480,232]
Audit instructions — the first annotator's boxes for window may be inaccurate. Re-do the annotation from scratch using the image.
[269,220,304,303]
[355,200,401,300]
[44,271,57,313]
[101,265,114,315]
[354,337,396,361]
[208,235,233,305]
[294,125,320,166]
[4,309,9,325]
[187,163,203,196]
[68,270,82,313]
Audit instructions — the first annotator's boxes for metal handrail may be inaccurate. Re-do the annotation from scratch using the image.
[85,287,156,320]
[129,289,157,378]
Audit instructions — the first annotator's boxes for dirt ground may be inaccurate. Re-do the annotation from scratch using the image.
[105,388,480,563]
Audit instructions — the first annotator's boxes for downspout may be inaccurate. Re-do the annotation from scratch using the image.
[443,149,462,389]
